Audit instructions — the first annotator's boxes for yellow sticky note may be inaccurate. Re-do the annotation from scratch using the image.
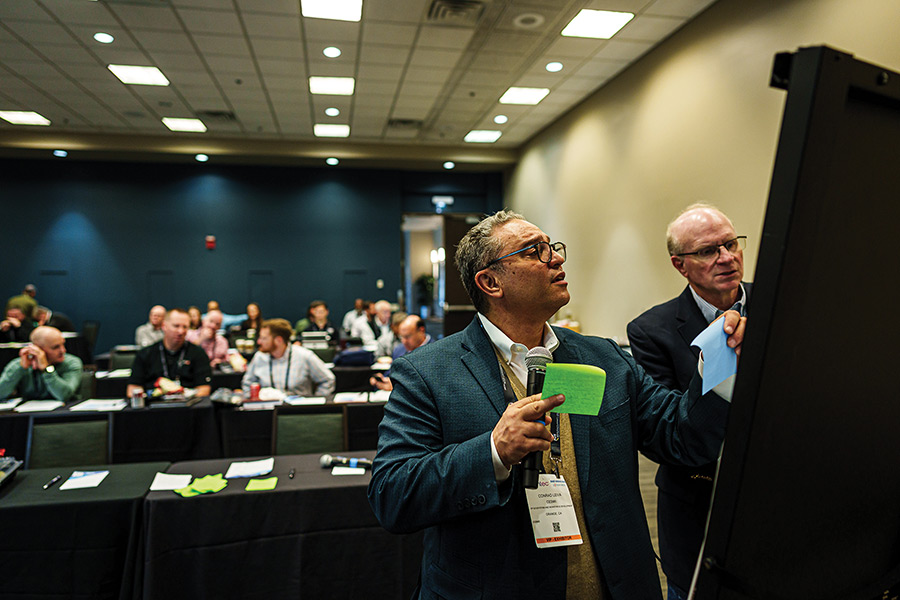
[245,477,278,491]
[542,363,606,416]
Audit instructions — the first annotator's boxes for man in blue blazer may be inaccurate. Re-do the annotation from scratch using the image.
[369,210,745,599]
[627,204,749,600]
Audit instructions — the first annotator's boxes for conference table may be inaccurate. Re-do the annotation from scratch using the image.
[141,452,422,600]
[0,461,169,600]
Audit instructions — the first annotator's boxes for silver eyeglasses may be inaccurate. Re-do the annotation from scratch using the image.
[675,236,746,261]
[483,241,566,270]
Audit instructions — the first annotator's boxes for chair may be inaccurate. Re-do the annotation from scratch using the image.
[79,367,97,400]
[80,320,100,363]
[108,349,136,370]
[25,414,112,469]
[271,406,345,455]
[343,403,386,451]
[311,346,336,363]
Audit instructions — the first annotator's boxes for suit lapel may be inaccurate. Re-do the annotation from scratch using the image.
[459,318,507,418]
[675,286,708,354]
[549,334,594,489]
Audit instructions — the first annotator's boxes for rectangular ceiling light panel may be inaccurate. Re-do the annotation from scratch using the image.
[108,64,171,86]
[309,76,356,95]
[314,123,351,137]
[0,110,51,125]
[464,130,501,143]
[301,0,362,22]
[561,9,634,39]
[498,87,550,105]
[162,117,207,132]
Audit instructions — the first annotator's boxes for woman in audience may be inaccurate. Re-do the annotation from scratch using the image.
[239,302,263,333]
[188,305,202,330]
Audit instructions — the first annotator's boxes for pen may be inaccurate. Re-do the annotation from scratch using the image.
[43,475,62,490]
[288,468,295,479]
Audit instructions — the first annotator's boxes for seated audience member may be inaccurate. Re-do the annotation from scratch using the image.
[242,318,335,397]
[370,315,432,391]
[6,284,38,321]
[185,309,229,368]
[301,300,337,339]
[135,305,166,347]
[127,308,211,397]
[375,312,407,359]
[33,305,75,332]
[239,302,263,333]
[0,308,34,343]
[205,300,247,330]
[351,300,391,344]
[341,298,365,334]
[187,306,202,330]
[0,326,83,402]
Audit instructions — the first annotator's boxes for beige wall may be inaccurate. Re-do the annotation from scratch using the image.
[506,0,900,340]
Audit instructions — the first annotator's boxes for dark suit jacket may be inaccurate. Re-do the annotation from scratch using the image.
[626,283,750,591]
[369,317,729,599]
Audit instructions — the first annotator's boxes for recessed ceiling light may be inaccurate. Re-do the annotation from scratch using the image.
[301,0,362,22]
[195,154,209,162]
[493,114,509,124]
[314,124,350,138]
[326,157,340,166]
[561,9,634,39]
[162,117,207,132]
[325,107,340,117]
[464,130,502,143]
[108,64,170,86]
[53,150,68,158]
[498,87,550,105]
[93,32,114,44]
[0,110,51,126]
[443,161,455,170]
[545,61,563,73]
[309,76,355,95]
[323,46,342,58]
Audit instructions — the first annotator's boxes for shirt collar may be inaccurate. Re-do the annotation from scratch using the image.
[690,283,746,323]
[477,313,559,379]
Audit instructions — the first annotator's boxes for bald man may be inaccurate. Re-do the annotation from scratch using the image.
[0,326,84,402]
[626,203,750,600]
[185,309,229,367]
[136,305,166,347]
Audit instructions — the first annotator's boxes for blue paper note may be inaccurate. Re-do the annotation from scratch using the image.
[691,318,737,395]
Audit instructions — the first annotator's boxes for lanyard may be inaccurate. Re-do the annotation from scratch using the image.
[159,344,186,381]
[269,347,292,391]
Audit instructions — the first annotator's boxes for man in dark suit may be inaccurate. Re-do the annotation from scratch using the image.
[627,204,749,600]
[369,210,745,599]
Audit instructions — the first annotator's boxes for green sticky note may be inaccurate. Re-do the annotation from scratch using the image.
[192,473,229,493]
[541,363,606,416]
[245,477,278,491]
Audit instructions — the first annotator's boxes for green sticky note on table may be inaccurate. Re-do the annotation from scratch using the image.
[245,477,278,491]
[541,363,606,416]
[174,473,229,497]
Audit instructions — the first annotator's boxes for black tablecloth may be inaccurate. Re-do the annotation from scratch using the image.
[0,461,169,600]
[141,453,422,600]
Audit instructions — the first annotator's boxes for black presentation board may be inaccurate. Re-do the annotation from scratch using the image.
[694,46,900,600]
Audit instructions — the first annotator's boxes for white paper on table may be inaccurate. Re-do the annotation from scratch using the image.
[59,470,110,490]
[107,369,132,378]
[333,392,366,404]
[70,399,128,412]
[369,390,391,403]
[370,362,391,371]
[0,398,23,411]
[224,456,275,479]
[332,466,366,476]
[149,472,193,491]
[15,400,64,413]
[283,396,327,406]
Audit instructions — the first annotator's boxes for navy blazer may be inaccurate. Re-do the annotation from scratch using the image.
[626,283,750,591]
[368,317,729,599]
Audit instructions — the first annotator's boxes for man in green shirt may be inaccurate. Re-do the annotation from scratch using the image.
[0,326,83,402]
[5,284,38,320]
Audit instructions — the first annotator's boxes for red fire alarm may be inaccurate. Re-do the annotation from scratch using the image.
[205,235,216,250]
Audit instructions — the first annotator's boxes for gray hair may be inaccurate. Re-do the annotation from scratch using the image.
[665,203,733,255]
[454,209,525,314]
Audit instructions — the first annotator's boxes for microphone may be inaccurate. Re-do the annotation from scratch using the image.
[522,346,553,489]
[319,453,373,470]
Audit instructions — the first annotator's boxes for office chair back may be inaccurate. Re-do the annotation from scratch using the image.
[26,415,112,469]
[272,408,345,455]
[109,350,136,370]
[81,320,100,361]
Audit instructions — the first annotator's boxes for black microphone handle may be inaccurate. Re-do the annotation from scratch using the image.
[522,368,546,489]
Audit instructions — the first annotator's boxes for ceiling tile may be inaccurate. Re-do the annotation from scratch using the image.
[204,53,257,74]
[361,23,418,47]
[593,39,654,62]
[303,19,361,44]
[644,0,717,18]
[544,37,607,59]
[307,58,356,77]
[404,66,453,85]
[4,21,73,45]
[407,48,463,70]
[252,38,303,60]
[131,30,197,54]
[358,63,405,81]
[241,12,301,39]
[36,44,97,66]
[618,15,686,42]
[151,50,206,72]
[258,58,306,77]
[415,26,475,50]
[192,34,251,57]
[177,8,244,36]
[358,44,413,66]
[108,5,182,32]
[235,0,299,17]
[0,3,55,21]
[363,0,429,24]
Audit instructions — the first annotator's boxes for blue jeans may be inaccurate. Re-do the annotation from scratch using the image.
[668,583,689,600]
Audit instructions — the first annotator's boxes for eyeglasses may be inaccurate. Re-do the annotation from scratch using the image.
[676,236,746,261]
[483,241,566,270]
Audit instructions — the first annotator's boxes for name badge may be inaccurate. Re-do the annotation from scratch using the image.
[524,473,583,548]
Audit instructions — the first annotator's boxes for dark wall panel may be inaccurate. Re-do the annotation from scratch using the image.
[0,158,503,353]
